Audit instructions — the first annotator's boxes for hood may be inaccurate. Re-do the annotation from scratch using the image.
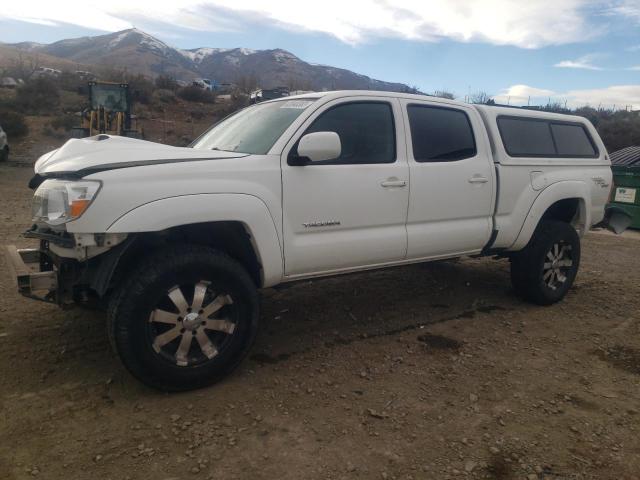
[34,135,248,176]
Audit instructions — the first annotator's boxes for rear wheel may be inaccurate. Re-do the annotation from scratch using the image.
[107,245,259,391]
[510,220,580,305]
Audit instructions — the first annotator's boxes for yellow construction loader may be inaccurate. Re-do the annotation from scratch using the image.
[71,81,142,138]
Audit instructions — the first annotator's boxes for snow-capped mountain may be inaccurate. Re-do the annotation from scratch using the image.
[16,29,196,79]
[180,47,257,63]
[10,29,416,93]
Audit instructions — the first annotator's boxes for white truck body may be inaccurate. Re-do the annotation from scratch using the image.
[29,91,611,286]
[5,90,618,390]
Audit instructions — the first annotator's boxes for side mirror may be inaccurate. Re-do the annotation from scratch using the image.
[296,131,341,163]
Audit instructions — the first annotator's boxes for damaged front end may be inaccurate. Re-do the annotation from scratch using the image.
[5,227,128,307]
[4,245,58,303]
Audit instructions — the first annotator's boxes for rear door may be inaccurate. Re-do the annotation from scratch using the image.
[281,97,410,277]
[400,100,495,258]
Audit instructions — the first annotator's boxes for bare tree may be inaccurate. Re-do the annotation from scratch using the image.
[10,51,42,81]
[400,85,421,94]
[468,91,494,105]
[235,73,259,94]
[432,90,455,100]
[100,66,128,83]
[286,75,313,92]
[286,75,299,91]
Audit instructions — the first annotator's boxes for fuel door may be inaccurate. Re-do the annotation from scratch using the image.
[530,171,548,191]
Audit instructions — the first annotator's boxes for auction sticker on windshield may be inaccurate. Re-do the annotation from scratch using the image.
[280,100,314,109]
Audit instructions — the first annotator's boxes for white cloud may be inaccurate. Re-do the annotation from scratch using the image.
[555,60,601,70]
[0,2,132,32]
[493,84,556,104]
[610,0,640,23]
[10,16,59,27]
[565,85,640,109]
[494,84,640,109]
[554,54,604,70]
[0,0,610,48]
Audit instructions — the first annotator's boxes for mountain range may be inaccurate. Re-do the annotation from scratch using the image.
[8,29,416,93]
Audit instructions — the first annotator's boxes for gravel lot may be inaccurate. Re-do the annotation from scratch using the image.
[1,164,639,480]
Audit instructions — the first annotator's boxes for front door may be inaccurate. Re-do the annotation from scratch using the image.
[281,97,409,277]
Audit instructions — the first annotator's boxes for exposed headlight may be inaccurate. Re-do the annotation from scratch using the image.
[32,179,101,226]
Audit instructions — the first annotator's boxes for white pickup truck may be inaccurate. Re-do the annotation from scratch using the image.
[0,124,9,162]
[5,90,622,391]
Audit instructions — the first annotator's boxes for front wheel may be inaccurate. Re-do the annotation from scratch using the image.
[510,220,581,305]
[107,246,259,391]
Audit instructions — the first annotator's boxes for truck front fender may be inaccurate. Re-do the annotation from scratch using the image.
[106,194,283,287]
[510,181,589,251]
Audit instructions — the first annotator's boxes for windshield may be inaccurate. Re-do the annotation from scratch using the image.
[192,99,316,154]
[91,84,128,112]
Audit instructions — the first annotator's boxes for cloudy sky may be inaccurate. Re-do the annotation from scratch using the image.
[1,0,639,108]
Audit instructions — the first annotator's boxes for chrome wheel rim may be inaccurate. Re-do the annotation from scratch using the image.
[148,281,236,367]
[542,242,573,290]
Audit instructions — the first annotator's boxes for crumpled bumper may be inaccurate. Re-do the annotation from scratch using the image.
[4,246,58,303]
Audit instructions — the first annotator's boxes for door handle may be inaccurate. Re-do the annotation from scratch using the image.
[380,178,407,188]
[468,175,489,184]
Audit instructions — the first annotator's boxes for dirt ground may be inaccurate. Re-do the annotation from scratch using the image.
[0,164,639,480]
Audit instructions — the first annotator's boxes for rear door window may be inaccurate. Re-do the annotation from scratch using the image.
[407,105,476,162]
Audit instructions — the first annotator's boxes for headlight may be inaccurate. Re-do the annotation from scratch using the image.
[32,179,101,226]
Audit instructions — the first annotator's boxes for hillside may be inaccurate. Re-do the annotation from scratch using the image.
[0,44,93,76]
[6,29,416,92]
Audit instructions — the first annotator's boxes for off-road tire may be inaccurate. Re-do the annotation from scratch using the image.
[510,220,581,305]
[107,245,259,391]
[0,146,8,162]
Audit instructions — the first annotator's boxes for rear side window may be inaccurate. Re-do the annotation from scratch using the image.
[498,116,598,158]
[407,105,476,162]
[550,123,596,156]
[497,117,556,156]
[303,102,395,164]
